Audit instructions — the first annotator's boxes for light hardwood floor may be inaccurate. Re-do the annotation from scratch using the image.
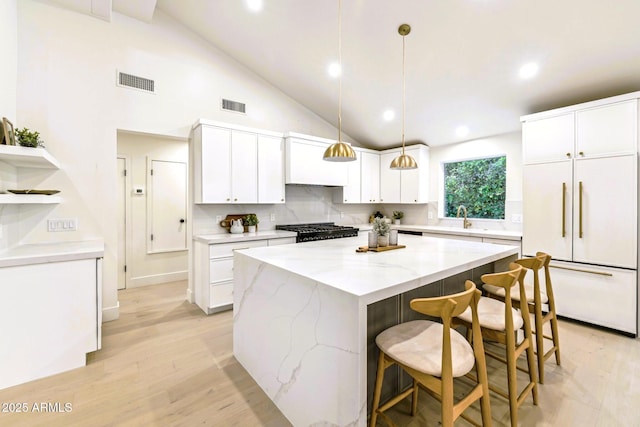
[0,281,638,426]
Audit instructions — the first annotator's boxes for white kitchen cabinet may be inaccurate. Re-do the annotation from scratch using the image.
[521,91,639,335]
[333,147,363,204]
[379,144,429,204]
[0,145,61,205]
[284,132,349,186]
[194,235,296,314]
[192,120,284,204]
[550,261,637,335]
[360,150,380,203]
[0,257,102,390]
[258,134,285,203]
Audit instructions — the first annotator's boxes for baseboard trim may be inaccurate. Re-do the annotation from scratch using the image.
[128,271,188,288]
[102,301,120,322]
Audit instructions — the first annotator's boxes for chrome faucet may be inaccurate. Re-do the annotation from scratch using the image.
[456,205,472,229]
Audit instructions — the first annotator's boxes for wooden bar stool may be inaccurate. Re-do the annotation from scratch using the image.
[484,252,561,384]
[370,281,492,427]
[453,264,538,427]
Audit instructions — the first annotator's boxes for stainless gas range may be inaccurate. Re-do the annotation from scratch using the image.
[275,223,359,243]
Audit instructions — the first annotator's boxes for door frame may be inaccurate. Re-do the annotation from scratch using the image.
[117,155,132,290]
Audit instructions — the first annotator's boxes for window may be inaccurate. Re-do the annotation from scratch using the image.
[443,156,506,219]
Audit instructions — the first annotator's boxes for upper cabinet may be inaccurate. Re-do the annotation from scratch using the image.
[522,97,638,164]
[284,133,349,186]
[0,145,61,205]
[333,148,380,204]
[379,144,429,204]
[192,120,284,204]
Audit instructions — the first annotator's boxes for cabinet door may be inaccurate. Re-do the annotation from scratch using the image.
[522,161,573,260]
[379,151,400,203]
[576,100,637,158]
[341,153,362,203]
[400,146,428,203]
[361,151,380,203]
[231,130,258,203]
[550,261,636,335]
[522,113,575,164]
[573,155,637,268]
[258,134,285,203]
[201,126,231,203]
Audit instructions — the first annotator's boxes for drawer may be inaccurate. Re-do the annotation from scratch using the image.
[209,282,234,308]
[210,257,233,283]
[268,237,297,246]
[209,239,267,258]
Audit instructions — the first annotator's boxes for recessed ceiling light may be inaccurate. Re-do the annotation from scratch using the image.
[328,62,341,78]
[455,125,469,137]
[519,62,539,79]
[383,110,395,121]
[245,0,263,12]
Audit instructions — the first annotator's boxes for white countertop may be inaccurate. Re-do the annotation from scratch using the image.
[236,234,518,304]
[0,240,105,268]
[194,230,297,244]
[353,223,521,241]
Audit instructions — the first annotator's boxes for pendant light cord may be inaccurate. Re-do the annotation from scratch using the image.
[337,0,343,144]
[401,33,406,155]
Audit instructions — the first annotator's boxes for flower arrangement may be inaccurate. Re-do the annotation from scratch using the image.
[392,211,404,220]
[372,217,390,237]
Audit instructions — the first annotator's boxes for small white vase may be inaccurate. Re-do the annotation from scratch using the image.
[248,225,257,233]
[377,234,389,247]
[394,219,401,225]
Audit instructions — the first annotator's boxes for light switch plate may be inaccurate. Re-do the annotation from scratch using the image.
[48,218,78,232]
[511,214,523,223]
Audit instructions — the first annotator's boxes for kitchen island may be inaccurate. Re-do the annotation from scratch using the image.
[233,234,518,426]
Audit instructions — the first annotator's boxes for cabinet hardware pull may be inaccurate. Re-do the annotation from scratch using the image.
[579,181,583,238]
[561,182,566,237]
[565,152,571,158]
[578,151,584,156]
[549,264,613,277]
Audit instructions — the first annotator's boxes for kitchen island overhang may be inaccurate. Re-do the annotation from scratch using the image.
[232,234,518,426]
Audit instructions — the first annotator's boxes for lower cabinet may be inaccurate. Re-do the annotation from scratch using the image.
[0,258,102,390]
[195,236,297,314]
[549,260,637,335]
[422,232,522,257]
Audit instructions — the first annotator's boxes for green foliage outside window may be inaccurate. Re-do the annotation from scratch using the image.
[444,156,506,219]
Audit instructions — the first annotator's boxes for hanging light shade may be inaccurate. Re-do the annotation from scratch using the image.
[323,0,357,162]
[390,24,417,170]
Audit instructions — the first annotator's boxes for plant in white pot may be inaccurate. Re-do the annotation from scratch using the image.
[244,214,259,233]
[372,217,390,247]
[392,211,404,225]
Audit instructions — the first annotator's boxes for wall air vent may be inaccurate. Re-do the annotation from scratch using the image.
[221,98,246,114]
[117,71,155,94]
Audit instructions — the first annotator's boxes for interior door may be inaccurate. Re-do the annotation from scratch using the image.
[117,157,127,290]
[573,155,637,268]
[148,159,187,253]
[522,161,573,260]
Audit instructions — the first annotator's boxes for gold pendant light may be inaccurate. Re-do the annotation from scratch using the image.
[390,24,417,170]
[323,0,357,162]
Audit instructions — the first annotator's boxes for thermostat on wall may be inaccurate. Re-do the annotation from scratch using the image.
[133,187,145,195]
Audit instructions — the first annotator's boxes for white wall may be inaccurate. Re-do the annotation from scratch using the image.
[428,131,523,231]
[0,0,17,253]
[117,131,188,288]
[15,0,359,321]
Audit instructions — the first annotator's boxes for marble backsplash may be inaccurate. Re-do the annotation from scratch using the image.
[191,185,522,235]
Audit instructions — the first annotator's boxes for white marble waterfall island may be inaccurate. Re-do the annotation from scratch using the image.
[233,234,519,426]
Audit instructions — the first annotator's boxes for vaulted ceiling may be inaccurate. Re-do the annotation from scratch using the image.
[49,0,640,149]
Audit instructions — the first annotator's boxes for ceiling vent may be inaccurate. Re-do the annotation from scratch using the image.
[221,98,246,114]
[117,71,155,94]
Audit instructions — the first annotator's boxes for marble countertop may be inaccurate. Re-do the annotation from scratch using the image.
[0,240,105,268]
[235,234,518,304]
[194,230,297,244]
[352,223,521,241]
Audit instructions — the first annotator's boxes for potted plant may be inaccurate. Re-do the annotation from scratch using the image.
[244,213,259,233]
[392,211,404,225]
[15,127,44,148]
[372,217,390,247]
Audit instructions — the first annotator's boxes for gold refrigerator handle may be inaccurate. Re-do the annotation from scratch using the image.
[579,181,583,238]
[550,264,613,277]
[562,182,566,237]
